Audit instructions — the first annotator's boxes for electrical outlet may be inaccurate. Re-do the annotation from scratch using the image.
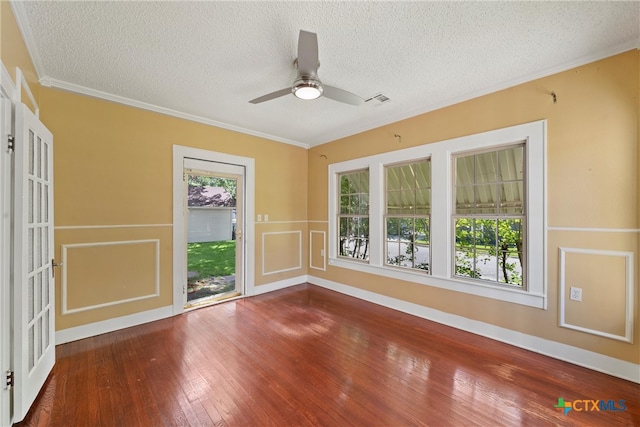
[264,214,269,222]
[570,287,582,302]
[257,214,262,221]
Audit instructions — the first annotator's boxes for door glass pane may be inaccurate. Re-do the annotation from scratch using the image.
[37,182,42,223]
[28,228,34,272]
[36,272,42,314]
[29,326,35,370]
[37,317,43,360]
[28,277,34,322]
[35,227,42,268]
[28,180,34,224]
[43,142,49,181]
[43,272,49,306]
[43,226,49,262]
[44,311,50,349]
[29,130,34,175]
[44,184,49,222]
[36,136,42,178]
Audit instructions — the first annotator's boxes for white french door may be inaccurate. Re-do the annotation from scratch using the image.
[12,102,55,422]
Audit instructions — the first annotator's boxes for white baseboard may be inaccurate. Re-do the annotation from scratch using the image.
[308,275,640,384]
[251,275,308,296]
[55,275,307,344]
[55,305,174,345]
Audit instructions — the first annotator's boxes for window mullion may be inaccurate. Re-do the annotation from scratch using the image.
[430,150,449,277]
[369,163,383,266]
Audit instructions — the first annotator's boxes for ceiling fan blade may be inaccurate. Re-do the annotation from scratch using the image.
[249,88,291,104]
[322,85,363,106]
[297,30,319,75]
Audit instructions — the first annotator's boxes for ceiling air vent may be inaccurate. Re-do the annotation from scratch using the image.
[364,93,391,105]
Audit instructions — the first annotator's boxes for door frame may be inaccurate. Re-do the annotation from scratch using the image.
[172,145,255,315]
[0,61,15,427]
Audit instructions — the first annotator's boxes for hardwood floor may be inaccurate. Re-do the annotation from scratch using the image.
[17,284,639,426]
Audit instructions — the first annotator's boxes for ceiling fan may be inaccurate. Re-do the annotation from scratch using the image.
[249,30,363,106]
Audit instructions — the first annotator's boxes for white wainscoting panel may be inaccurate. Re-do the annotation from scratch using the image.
[61,239,160,315]
[262,231,302,275]
[309,230,326,271]
[558,247,634,343]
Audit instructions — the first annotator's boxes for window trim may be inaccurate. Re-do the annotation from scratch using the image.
[328,120,546,309]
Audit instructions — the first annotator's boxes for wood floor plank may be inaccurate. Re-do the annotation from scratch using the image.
[16,284,640,426]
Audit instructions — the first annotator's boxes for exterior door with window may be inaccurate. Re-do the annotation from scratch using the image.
[183,159,244,307]
[12,103,55,421]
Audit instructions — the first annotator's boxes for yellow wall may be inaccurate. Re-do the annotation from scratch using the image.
[1,1,39,112]
[308,50,639,363]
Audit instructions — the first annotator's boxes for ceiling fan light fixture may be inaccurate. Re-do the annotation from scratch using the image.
[292,78,323,100]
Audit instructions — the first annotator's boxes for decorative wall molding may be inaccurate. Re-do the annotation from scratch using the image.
[61,239,160,315]
[548,226,640,233]
[309,230,326,271]
[307,275,640,384]
[262,230,302,276]
[55,223,173,230]
[255,220,309,225]
[558,247,634,343]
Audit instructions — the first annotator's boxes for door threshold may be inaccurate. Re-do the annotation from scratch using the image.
[184,291,243,311]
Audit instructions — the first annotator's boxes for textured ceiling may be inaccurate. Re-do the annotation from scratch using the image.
[11,1,640,148]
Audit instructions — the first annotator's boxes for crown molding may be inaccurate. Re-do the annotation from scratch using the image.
[9,1,47,79]
[42,78,310,149]
[311,40,640,147]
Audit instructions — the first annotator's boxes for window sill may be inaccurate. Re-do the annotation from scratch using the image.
[328,258,546,309]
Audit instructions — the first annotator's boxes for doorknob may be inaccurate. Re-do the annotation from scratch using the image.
[52,259,62,278]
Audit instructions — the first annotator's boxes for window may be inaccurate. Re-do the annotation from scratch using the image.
[385,159,431,272]
[338,169,370,261]
[328,121,545,308]
[453,145,525,286]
